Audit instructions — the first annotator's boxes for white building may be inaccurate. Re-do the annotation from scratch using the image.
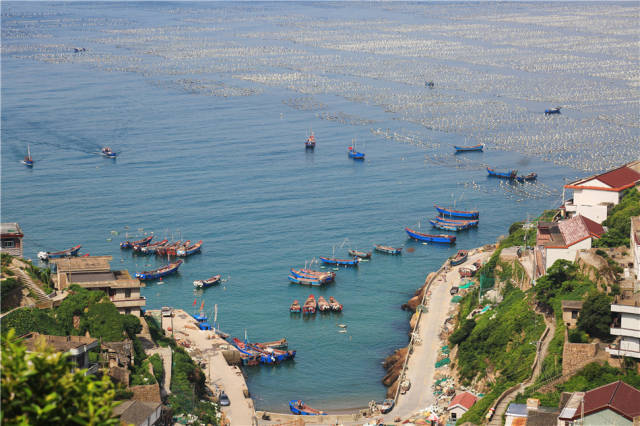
[631,217,640,293]
[447,391,477,422]
[606,293,640,360]
[562,161,640,224]
[536,215,604,274]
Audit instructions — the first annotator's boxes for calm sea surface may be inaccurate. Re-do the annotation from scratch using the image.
[2,1,637,412]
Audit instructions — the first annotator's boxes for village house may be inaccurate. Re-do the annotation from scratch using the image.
[50,256,146,316]
[536,214,605,275]
[1,222,24,257]
[631,216,640,292]
[606,292,640,360]
[561,300,583,329]
[111,400,162,426]
[561,161,640,224]
[557,380,640,425]
[505,399,559,426]
[447,391,477,422]
[21,332,99,375]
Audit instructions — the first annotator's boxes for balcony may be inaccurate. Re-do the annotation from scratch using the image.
[610,327,640,339]
[606,345,640,359]
[110,296,146,308]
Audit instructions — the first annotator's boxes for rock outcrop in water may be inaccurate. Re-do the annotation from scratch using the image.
[401,272,436,312]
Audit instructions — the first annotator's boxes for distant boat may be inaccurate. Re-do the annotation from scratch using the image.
[120,235,153,249]
[348,139,365,160]
[290,300,301,313]
[374,244,402,255]
[545,107,561,115]
[487,167,517,179]
[135,260,183,280]
[405,227,456,244]
[319,256,359,266]
[430,219,477,232]
[329,296,343,312]
[516,172,538,182]
[193,275,221,288]
[288,274,325,286]
[37,244,82,261]
[22,145,34,167]
[177,240,203,257]
[450,250,468,266]
[290,268,335,284]
[454,144,484,152]
[433,216,479,226]
[302,294,317,314]
[134,238,168,253]
[289,400,326,416]
[317,296,331,312]
[101,147,117,158]
[348,249,371,259]
[305,130,316,149]
[434,204,479,219]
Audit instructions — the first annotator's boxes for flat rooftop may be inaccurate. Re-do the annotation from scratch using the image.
[51,256,113,273]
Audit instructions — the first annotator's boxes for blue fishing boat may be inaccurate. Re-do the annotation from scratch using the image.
[348,148,365,160]
[177,240,202,257]
[430,219,476,232]
[516,172,537,182]
[134,259,183,280]
[348,249,371,259]
[319,256,359,266]
[232,338,276,364]
[433,216,479,225]
[288,274,324,286]
[405,227,456,244]
[487,167,517,179]
[545,107,561,115]
[450,250,468,266]
[434,204,479,219]
[290,268,335,284]
[305,130,316,149]
[249,342,296,363]
[37,244,82,261]
[120,235,153,249]
[22,145,34,167]
[289,400,326,416]
[101,147,117,158]
[374,244,402,255]
[453,144,484,152]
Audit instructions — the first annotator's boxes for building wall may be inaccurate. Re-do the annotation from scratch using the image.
[631,218,640,291]
[0,237,23,257]
[576,204,609,224]
[621,312,640,331]
[448,406,467,421]
[562,309,580,328]
[545,239,592,270]
[573,187,619,206]
[584,409,632,426]
[562,340,597,375]
[620,337,640,353]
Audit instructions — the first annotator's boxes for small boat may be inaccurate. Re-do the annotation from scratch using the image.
[177,240,203,257]
[249,342,296,362]
[22,145,34,167]
[101,147,117,158]
[487,167,517,179]
[405,227,456,244]
[290,268,335,283]
[193,275,221,288]
[317,296,331,312]
[302,295,317,314]
[156,240,185,256]
[319,256,359,267]
[434,204,479,219]
[348,249,371,259]
[329,296,343,312]
[135,260,183,280]
[305,130,316,149]
[374,244,402,255]
[459,265,477,277]
[134,238,168,253]
[516,172,538,182]
[231,338,276,364]
[545,107,561,115]
[433,216,479,226]
[37,244,82,261]
[425,80,434,88]
[450,250,468,266]
[288,274,324,286]
[289,400,326,416]
[429,219,476,232]
[120,235,153,249]
[255,338,288,350]
[290,300,301,313]
[376,399,395,414]
[348,139,365,160]
[453,144,484,152]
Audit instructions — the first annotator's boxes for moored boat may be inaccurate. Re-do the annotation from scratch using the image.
[38,244,82,261]
[177,240,203,257]
[516,172,538,182]
[141,240,170,254]
[249,342,296,362]
[374,244,402,255]
[433,216,479,226]
[156,240,184,256]
[545,107,561,115]
[101,147,117,158]
[376,399,395,414]
[450,249,469,266]
[305,131,316,149]
[317,296,331,312]
[193,274,221,288]
[255,338,288,350]
[454,143,484,152]
[134,238,168,253]
[348,249,371,259]
[288,274,324,286]
[487,167,517,179]
[120,235,153,249]
[22,145,34,167]
[319,256,359,267]
[302,295,317,314]
[135,260,183,280]
[405,227,456,244]
[329,296,343,312]
[290,268,335,283]
[290,300,301,313]
[348,148,365,160]
[231,338,276,364]
[429,219,476,232]
[434,204,479,219]
[289,400,326,416]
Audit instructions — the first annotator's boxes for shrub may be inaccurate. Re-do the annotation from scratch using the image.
[449,319,476,346]
[568,328,589,343]
[149,354,164,385]
[578,292,614,341]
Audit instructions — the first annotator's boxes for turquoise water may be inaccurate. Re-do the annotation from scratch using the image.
[2,1,637,412]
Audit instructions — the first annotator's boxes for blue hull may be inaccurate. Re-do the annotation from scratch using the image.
[430,220,476,231]
[135,260,183,280]
[454,144,483,152]
[288,275,323,286]
[289,400,325,416]
[290,269,334,283]
[487,167,517,179]
[405,227,456,244]
[434,204,479,219]
[319,257,359,266]
[348,151,365,160]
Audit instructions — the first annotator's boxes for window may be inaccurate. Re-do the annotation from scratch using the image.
[571,310,578,319]
[125,289,131,299]
[2,240,15,248]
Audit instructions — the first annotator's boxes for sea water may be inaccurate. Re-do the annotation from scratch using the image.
[2,1,637,412]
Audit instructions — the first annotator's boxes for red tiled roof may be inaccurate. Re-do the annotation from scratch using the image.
[566,165,640,190]
[556,215,604,247]
[572,381,640,420]
[448,391,478,410]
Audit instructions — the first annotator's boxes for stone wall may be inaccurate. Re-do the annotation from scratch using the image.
[562,331,598,375]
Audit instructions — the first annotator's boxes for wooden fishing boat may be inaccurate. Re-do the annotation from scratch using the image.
[487,167,517,179]
[348,148,365,160]
[231,338,276,364]
[290,300,301,313]
[516,172,538,182]
[249,342,296,362]
[450,250,468,266]
[255,338,288,350]
[348,249,371,259]
[101,147,117,158]
[317,296,331,312]
[305,131,316,149]
[37,244,82,261]
[290,268,335,283]
[134,260,183,280]
[434,204,479,219]
[459,265,477,277]
[545,107,561,115]
[289,400,326,416]
[433,216,479,226]
[22,145,34,167]
[164,240,191,256]
[374,244,402,255]
[405,227,456,244]
[329,296,343,312]
[155,240,184,256]
[177,240,202,257]
[141,240,169,254]
[376,399,395,414]
[120,235,153,249]
[454,144,484,152]
[193,274,221,289]
[288,274,324,286]
[134,238,167,253]
[430,220,476,232]
[319,256,359,266]
[302,295,317,314]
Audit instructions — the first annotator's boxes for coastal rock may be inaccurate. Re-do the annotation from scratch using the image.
[382,346,408,391]
[410,312,419,330]
[404,295,422,312]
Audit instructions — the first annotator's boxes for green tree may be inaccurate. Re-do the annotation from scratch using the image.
[81,302,125,341]
[1,329,119,425]
[534,260,578,311]
[578,292,614,341]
